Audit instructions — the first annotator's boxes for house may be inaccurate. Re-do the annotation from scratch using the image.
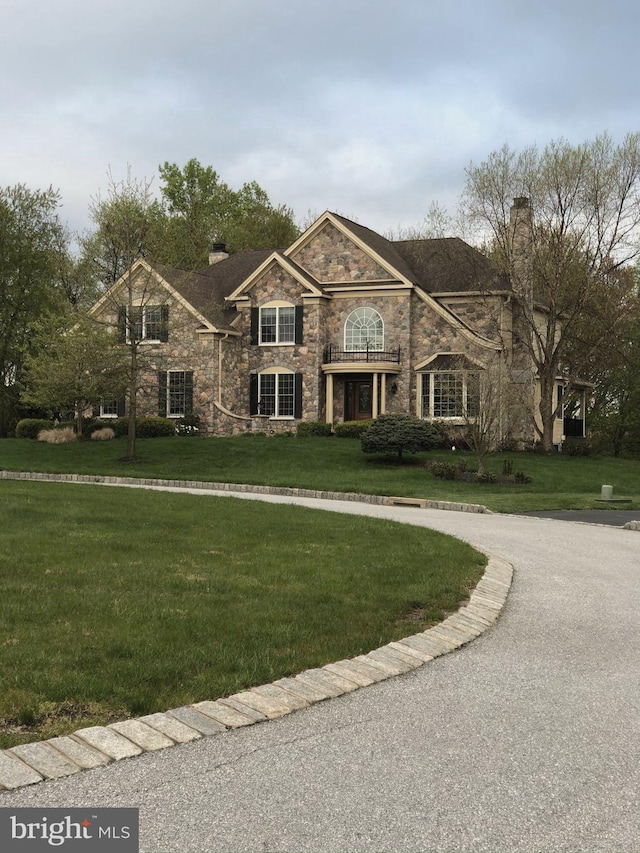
[89,208,586,446]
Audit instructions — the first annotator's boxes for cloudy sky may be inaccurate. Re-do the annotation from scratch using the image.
[2,0,639,240]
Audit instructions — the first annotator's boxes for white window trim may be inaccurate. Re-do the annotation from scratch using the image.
[420,371,479,421]
[258,368,296,419]
[344,307,384,352]
[259,302,296,346]
[163,370,189,418]
[98,400,118,419]
[126,305,163,344]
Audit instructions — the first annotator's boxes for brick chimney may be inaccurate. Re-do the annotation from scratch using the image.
[209,243,229,265]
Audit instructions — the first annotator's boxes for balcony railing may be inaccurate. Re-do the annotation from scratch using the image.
[323,344,401,364]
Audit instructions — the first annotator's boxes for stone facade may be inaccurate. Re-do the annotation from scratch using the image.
[88,212,547,444]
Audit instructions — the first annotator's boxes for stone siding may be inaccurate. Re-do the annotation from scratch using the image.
[292,222,392,282]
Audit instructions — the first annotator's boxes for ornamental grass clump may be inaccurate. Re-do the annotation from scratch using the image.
[90,428,115,441]
[37,427,77,444]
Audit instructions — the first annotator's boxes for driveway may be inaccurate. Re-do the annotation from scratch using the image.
[2,490,639,853]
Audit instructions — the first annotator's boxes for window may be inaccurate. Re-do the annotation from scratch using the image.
[260,306,295,344]
[99,399,118,419]
[344,307,384,351]
[421,372,479,419]
[158,370,193,418]
[119,306,168,343]
[250,304,302,345]
[250,371,302,419]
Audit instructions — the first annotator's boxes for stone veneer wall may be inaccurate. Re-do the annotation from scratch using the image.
[292,222,392,282]
[231,267,325,427]
[96,297,219,432]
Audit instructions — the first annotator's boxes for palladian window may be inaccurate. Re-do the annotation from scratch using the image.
[344,307,384,351]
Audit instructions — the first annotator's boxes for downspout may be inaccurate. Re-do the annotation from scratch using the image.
[213,333,251,421]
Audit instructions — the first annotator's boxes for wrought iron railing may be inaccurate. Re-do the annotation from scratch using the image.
[323,344,401,364]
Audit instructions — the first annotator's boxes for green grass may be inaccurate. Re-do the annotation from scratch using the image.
[0,480,485,748]
[1,435,639,511]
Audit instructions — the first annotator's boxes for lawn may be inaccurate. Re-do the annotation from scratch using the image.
[1,435,639,511]
[0,480,485,749]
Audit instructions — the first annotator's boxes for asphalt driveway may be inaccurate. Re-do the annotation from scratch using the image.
[2,490,639,853]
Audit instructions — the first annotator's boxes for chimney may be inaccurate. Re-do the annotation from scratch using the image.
[209,243,229,265]
[509,197,532,304]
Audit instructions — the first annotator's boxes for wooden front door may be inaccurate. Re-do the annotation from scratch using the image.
[345,380,372,421]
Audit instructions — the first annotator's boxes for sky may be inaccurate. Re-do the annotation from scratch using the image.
[2,0,640,241]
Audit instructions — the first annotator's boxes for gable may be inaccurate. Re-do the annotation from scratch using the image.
[88,259,226,334]
[289,221,395,283]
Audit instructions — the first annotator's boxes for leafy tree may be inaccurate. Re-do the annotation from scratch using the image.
[361,413,440,462]
[156,159,299,267]
[23,315,129,436]
[462,133,640,452]
[0,184,67,435]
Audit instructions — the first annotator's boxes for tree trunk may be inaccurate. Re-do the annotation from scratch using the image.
[127,345,137,460]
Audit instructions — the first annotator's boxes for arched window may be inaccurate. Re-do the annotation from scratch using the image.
[344,307,384,351]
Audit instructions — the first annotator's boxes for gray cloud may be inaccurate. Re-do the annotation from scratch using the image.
[2,0,639,238]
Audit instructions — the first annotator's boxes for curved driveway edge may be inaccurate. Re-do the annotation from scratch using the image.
[0,475,512,792]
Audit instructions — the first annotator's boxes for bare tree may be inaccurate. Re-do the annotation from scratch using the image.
[462,133,640,452]
[87,170,163,460]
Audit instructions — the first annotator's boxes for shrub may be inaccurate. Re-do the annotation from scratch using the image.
[563,437,591,456]
[361,414,441,461]
[15,419,54,439]
[176,414,201,436]
[427,459,469,480]
[334,419,373,439]
[297,421,333,438]
[112,417,130,438]
[90,428,115,441]
[37,427,77,444]
[136,417,176,438]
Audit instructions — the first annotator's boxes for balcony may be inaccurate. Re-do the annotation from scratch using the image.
[323,344,401,364]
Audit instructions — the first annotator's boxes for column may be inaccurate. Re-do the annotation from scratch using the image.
[325,373,334,424]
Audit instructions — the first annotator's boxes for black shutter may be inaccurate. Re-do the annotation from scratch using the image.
[294,373,303,419]
[184,371,193,414]
[160,306,169,342]
[158,371,167,417]
[295,306,304,345]
[92,405,100,418]
[118,308,127,343]
[249,374,259,415]
[250,308,259,345]
[117,397,126,417]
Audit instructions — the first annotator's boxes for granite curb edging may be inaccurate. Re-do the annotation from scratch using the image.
[0,470,490,514]
[0,473,513,792]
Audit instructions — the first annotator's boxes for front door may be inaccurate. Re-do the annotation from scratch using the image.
[345,380,373,421]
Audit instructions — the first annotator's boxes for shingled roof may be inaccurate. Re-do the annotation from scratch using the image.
[392,238,511,294]
[149,216,510,328]
[329,214,509,294]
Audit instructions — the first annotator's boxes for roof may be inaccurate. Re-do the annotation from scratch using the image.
[146,217,510,328]
[152,251,272,330]
[391,238,510,294]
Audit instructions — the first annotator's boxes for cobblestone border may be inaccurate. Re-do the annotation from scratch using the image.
[0,470,490,513]
[0,473,510,791]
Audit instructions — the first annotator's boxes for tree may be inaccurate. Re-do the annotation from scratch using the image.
[462,133,640,452]
[23,315,129,436]
[156,159,299,268]
[449,356,533,472]
[361,414,440,462]
[0,184,67,435]
[87,170,162,460]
